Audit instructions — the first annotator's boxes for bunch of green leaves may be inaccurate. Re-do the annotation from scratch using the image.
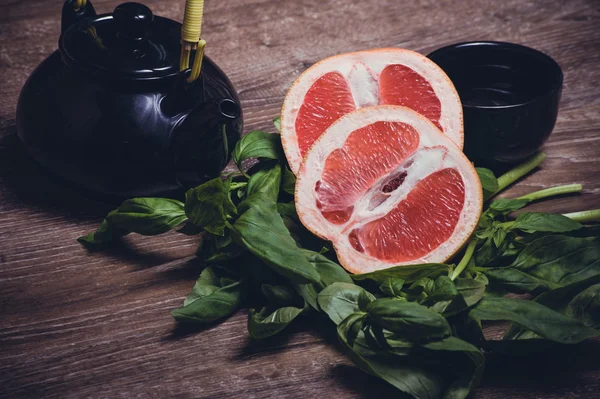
[79,121,600,399]
[469,165,599,300]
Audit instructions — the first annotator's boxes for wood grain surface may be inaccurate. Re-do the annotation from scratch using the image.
[1,0,599,397]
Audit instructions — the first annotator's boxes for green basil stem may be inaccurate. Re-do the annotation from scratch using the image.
[239,169,251,180]
[516,184,583,202]
[562,209,600,223]
[450,239,478,281]
[221,124,229,164]
[229,181,248,190]
[495,152,547,194]
[500,208,600,229]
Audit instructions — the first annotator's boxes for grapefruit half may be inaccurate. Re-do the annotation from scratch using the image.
[281,48,463,174]
[295,106,481,274]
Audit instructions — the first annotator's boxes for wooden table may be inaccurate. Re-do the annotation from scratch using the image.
[1,0,599,397]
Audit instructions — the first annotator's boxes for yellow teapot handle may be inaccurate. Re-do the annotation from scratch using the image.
[72,0,87,10]
[180,0,206,83]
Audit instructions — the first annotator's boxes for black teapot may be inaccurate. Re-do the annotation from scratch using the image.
[16,0,242,200]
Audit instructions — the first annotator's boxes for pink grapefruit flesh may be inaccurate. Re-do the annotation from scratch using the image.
[295,72,356,158]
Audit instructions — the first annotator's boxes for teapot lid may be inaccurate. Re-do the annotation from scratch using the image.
[60,2,181,81]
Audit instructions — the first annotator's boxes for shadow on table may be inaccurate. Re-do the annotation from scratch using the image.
[1,131,201,269]
[0,132,114,219]
[81,237,198,270]
[476,338,600,396]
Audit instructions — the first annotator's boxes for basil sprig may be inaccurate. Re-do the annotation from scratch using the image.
[78,198,187,246]
[79,116,600,399]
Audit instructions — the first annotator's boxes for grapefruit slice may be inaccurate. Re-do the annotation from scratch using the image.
[281,48,463,174]
[295,106,481,274]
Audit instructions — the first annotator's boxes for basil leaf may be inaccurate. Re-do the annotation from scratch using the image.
[282,165,296,195]
[352,264,450,285]
[429,278,485,316]
[475,225,496,239]
[338,312,367,348]
[302,249,353,286]
[408,277,435,294]
[78,198,187,245]
[510,235,600,288]
[421,335,481,353]
[232,199,320,284]
[185,178,235,236]
[488,198,530,214]
[379,278,405,297]
[245,254,283,286]
[277,201,297,218]
[295,284,320,311]
[469,297,598,344]
[172,267,246,323]
[246,163,282,201]
[296,250,353,310]
[317,283,374,325]
[517,276,600,333]
[455,278,487,307]
[248,306,303,339]
[232,130,282,171]
[426,276,458,303]
[236,192,268,214]
[485,234,600,295]
[568,284,600,329]
[222,176,238,216]
[509,212,583,233]
[504,276,600,342]
[180,266,223,306]
[474,272,489,285]
[359,324,389,353]
[196,234,242,263]
[337,335,445,399]
[484,267,547,293]
[273,116,281,132]
[450,313,485,346]
[404,278,435,303]
[492,228,508,247]
[421,337,485,399]
[430,295,468,317]
[277,216,330,253]
[261,284,303,308]
[358,289,375,311]
[532,276,600,312]
[366,298,452,342]
[476,167,498,201]
[473,237,496,265]
[354,329,484,397]
[473,235,520,267]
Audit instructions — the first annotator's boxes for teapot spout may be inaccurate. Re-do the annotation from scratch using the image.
[170,95,242,188]
[216,98,241,121]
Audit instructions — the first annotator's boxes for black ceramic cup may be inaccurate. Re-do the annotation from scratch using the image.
[427,41,563,170]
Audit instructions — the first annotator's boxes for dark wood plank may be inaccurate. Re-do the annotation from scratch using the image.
[1,0,599,397]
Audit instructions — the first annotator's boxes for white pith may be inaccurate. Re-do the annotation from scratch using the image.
[281,48,464,175]
[295,106,481,274]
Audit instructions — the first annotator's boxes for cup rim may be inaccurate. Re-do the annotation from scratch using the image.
[427,41,564,110]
